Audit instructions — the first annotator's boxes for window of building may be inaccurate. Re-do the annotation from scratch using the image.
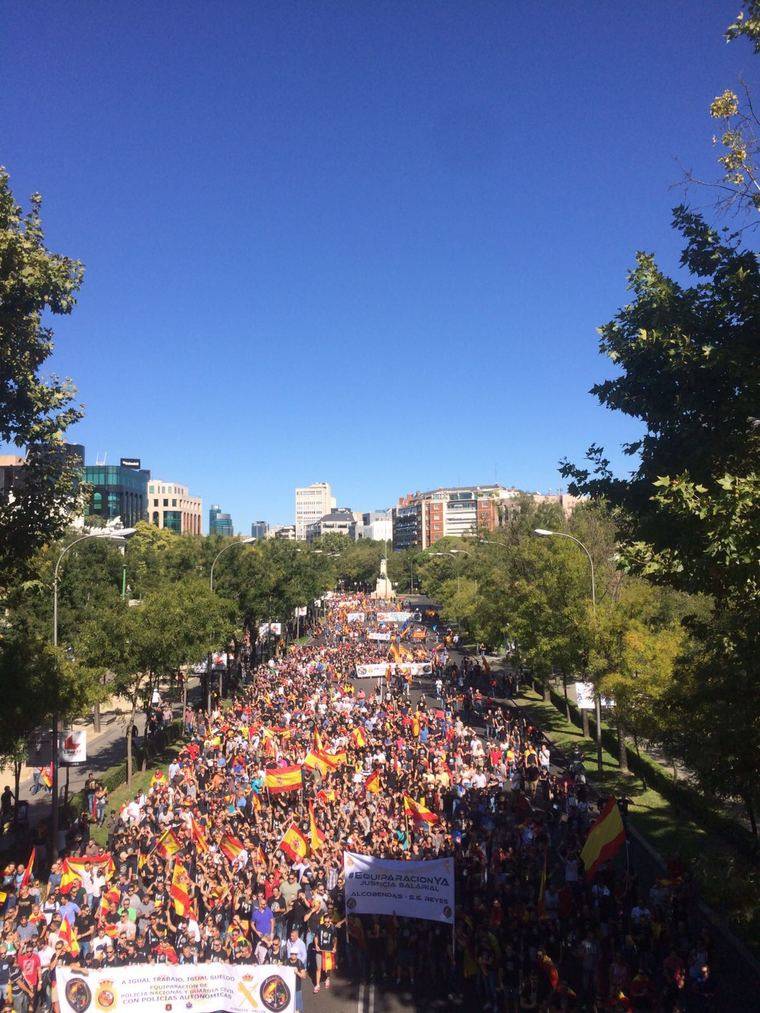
[163,499,168,506]
[152,511,159,525]
[92,491,102,512]
[172,499,177,507]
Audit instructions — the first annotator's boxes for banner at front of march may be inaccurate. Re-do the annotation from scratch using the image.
[355,662,389,679]
[343,851,455,924]
[58,964,296,1013]
[376,611,413,624]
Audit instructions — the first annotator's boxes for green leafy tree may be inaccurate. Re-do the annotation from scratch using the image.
[0,168,85,579]
[561,209,759,822]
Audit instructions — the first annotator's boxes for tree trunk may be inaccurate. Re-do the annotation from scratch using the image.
[743,796,757,840]
[542,680,551,703]
[617,724,629,773]
[562,675,571,722]
[126,707,135,787]
[181,674,188,722]
[582,708,590,738]
[13,759,21,814]
[93,701,101,734]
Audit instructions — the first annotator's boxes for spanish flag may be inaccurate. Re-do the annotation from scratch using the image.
[580,797,625,879]
[219,833,246,864]
[150,769,167,788]
[189,814,209,854]
[98,886,121,921]
[155,828,181,859]
[316,787,336,805]
[58,917,80,956]
[403,795,440,825]
[365,770,381,795]
[325,750,347,767]
[254,845,267,869]
[351,728,367,749]
[308,803,325,852]
[40,766,53,789]
[279,823,309,863]
[170,861,193,917]
[61,854,115,893]
[20,847,35,888]
[314,728,324,751]
[303,752,333,777]
[265,765,303,794]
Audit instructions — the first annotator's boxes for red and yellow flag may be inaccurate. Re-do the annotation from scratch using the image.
[155,829,181,859]
[316,787,336,805]
[403,795,440,825]
[98,886,121,921]
[150,770,167,788]
[314,728,324,752]
[308,803,325,852]
[58,917,80,955]
[580,797,625,879]
[60,854,115,893]
[189,815,208,854]
[351,728,367,749]
[20,847,35,888]
[219,833,246,864]
[170,861,193,917]
[279,823,309,863]
[324,750,346,767]
[302,752,333,777]
[265,765,303,794]
[365,770,381,794]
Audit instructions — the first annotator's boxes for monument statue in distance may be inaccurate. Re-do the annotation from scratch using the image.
[374,555,395,600]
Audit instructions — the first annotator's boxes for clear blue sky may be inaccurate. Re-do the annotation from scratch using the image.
[2,2,754,531]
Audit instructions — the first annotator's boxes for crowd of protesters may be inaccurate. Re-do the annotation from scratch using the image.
[0,593,722,1011]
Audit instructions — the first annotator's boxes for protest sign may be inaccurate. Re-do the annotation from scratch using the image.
[376,611,413,624]
[343,851,454,923]
[355,663,388,679]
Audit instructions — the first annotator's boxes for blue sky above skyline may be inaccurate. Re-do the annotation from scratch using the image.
[2,2,754,531]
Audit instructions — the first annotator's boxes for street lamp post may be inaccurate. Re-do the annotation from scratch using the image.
[533,528,603,772]
[51,528,134,860]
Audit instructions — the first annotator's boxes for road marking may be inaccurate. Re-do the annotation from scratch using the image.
[357,980,365,1013]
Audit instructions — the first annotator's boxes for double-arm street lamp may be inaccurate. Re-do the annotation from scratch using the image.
[533,528,603,772]
[51,527,136,859]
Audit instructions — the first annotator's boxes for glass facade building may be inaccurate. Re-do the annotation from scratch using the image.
[84,464,149,527]
[209,504,234,537]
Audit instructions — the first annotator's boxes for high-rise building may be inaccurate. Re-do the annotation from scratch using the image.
[250,520,269,540]
[84,457,150,528]
[209,504,234,537]
[295,482,335,540]
[148,481,202,534]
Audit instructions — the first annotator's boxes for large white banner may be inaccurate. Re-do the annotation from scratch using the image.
[367,631,391,641]
[376,611,412,624]
[343,851,454,924]
[355,663,389,679]
[346,611,365,623]
[58,964,296,1013]
[60,728,86,764]
[396,662,432,676]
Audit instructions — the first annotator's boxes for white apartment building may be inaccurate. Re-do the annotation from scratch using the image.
[295,482,335,540]
[357,509,393,542]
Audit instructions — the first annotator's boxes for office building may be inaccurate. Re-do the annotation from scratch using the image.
[148,481,202,534]
[250,520,269,540]
[295,482,335,540]
[84,457,150,528]
[392,485,581,549]
[209,504,234,537]
[357,509,393,542]
[306,507,357,543]
[0,455,26,504]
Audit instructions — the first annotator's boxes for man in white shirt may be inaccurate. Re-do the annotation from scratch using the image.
[286,930,307,964]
